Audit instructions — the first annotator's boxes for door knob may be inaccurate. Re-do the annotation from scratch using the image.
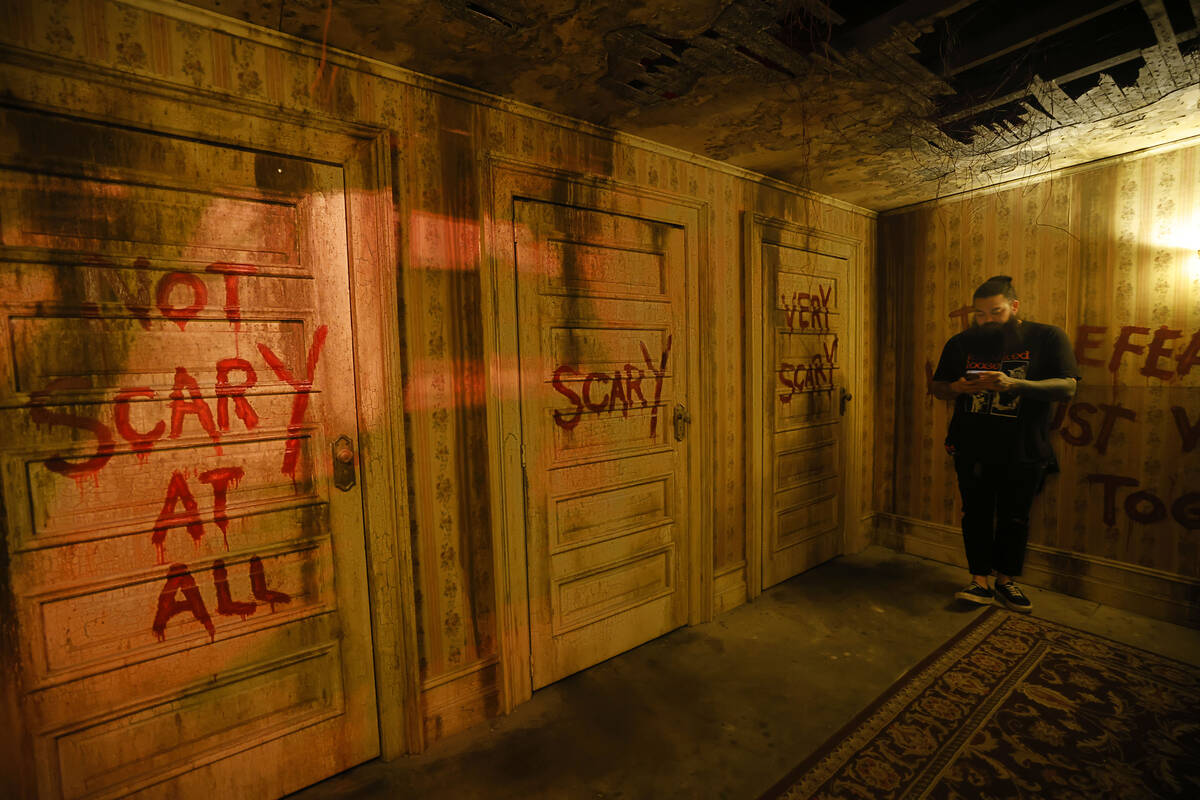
[840,388,853,416]
[673,404,691,441]
[332,435,356,491]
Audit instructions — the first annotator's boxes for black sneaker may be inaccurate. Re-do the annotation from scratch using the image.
[995,581,1033,613]
[955,583,994,605]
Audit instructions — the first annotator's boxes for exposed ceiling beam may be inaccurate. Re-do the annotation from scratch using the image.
[938,47,1146,123]
[835,0,978,50]
[945,0,1133,76]
[1139,0,1192,86]
[1139,0,1179,45]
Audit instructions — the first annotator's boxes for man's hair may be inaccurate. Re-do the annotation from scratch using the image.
[973,274,1017,302]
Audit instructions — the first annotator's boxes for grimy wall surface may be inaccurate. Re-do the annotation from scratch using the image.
[877,142,1200,627]
[0,0,876,762]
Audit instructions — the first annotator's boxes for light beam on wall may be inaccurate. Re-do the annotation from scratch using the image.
[1151,211,1200,279]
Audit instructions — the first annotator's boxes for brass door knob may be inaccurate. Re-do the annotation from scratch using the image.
[331,435,356,491]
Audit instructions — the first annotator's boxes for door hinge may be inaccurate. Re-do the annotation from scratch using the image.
[520,444,528,492]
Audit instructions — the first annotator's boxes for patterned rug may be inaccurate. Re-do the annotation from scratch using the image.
[761,608,1200,800]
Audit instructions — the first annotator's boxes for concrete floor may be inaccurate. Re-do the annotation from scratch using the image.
[290,546,1200,800]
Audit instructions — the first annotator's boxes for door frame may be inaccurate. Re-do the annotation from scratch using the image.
[0,46,423,770]
[744,214,865,600]
[481,156,711,710]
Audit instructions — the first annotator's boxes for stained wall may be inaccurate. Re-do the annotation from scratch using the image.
[0,0,877,745]
[877,142,1200,624]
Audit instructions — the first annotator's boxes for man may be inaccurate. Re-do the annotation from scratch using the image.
[930,275,1079,612]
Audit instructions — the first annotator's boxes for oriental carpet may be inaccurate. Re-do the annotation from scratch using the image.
[761,607,1200,800]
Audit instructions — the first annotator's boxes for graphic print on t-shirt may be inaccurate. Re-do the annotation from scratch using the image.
[965,350,1030,419]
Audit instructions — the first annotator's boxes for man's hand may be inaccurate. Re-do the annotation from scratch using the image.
[969,370,1019,392]
[930,376,987,400]
[947,373,1077,400]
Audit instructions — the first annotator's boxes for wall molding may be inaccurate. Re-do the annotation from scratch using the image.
[421,656,501,691]
[873,513,1200,629]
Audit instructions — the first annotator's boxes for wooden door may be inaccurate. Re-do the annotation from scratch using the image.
[761,239,849,589]
[0,108,378,798]
[514,199,689,689]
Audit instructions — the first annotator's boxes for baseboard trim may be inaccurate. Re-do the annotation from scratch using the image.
[714,561,747,615]
[420,659,502,743]
[872,513,1200,629]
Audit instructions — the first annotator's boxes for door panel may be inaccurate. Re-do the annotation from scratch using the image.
[763,241,848,589]
[0,108,377,799]
[514,200,688,689]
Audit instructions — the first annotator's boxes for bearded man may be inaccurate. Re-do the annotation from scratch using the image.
[929,275,1080,612]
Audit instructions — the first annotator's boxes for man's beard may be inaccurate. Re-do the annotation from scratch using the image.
[966,317,1022,355]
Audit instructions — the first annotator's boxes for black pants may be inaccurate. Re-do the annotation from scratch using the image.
[953,458,1045,578]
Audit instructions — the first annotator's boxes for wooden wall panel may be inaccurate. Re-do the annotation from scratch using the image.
[2,0,878,752]
[879,143,1200,624]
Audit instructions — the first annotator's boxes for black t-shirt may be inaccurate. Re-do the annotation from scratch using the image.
[932,320,1080,470]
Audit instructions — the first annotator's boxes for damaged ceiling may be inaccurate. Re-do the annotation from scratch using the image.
[183,0,1200,210]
